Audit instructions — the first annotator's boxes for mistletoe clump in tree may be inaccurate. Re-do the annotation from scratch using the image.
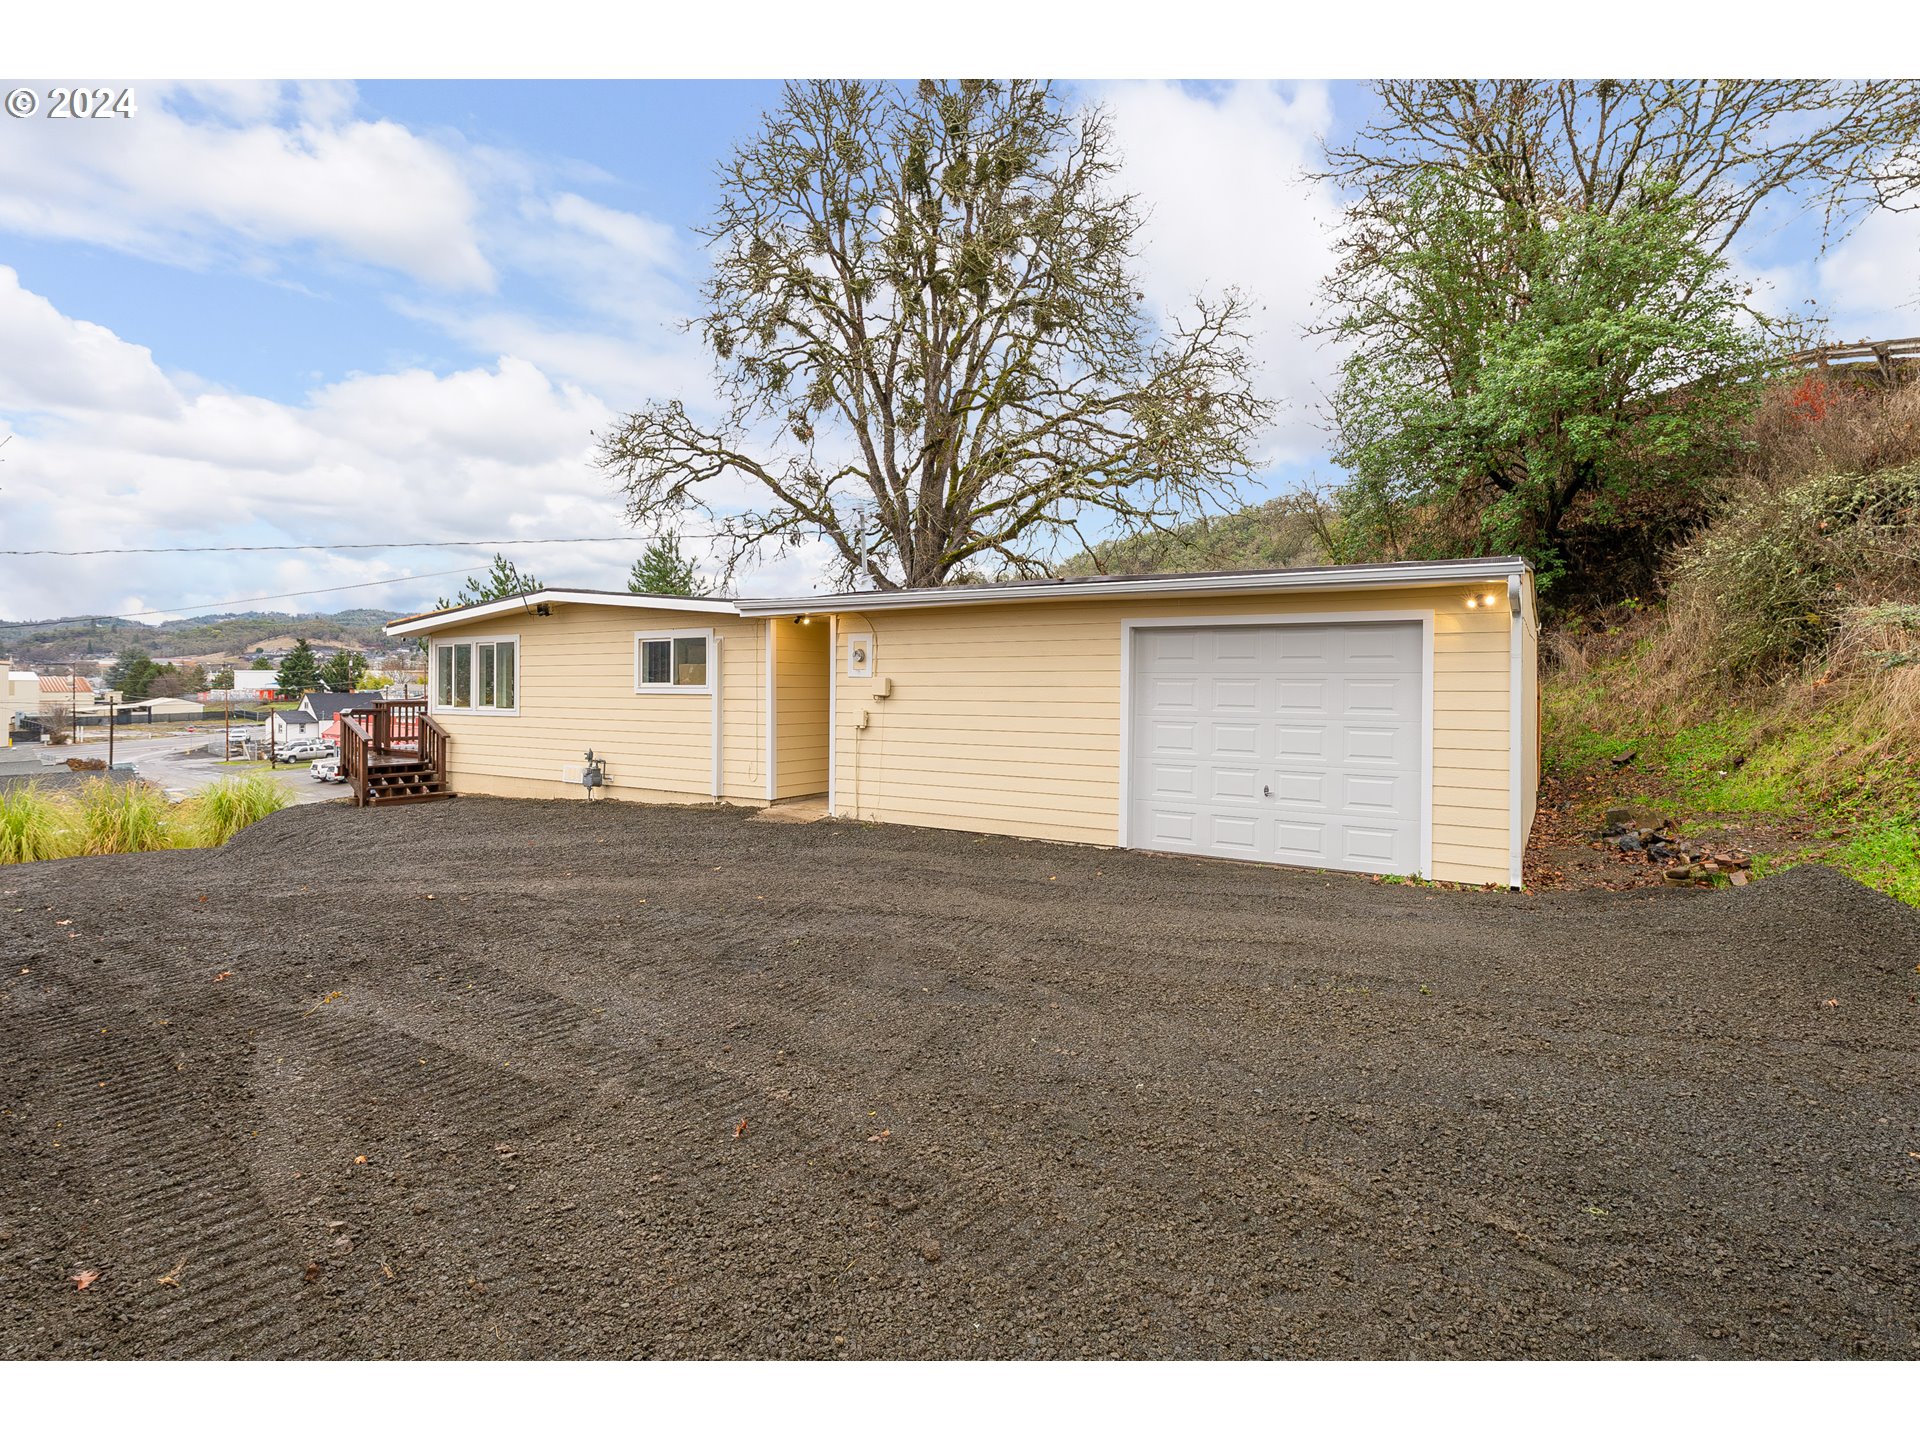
[599,79,1272,589]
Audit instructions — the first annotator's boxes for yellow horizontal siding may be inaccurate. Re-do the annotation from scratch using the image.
[830,584,1520,884]
[426,604,766,806]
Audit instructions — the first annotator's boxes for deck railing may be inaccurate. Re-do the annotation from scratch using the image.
[341,699,446,807]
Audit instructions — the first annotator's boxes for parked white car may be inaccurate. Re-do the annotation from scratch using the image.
[279,739,334,763]
[309,755,346,784]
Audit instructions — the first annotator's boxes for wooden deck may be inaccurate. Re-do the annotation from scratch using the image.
[340,700,451,807]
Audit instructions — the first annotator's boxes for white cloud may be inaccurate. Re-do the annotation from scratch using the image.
[0,80,493,289]
[0,266,180,418]
[1815,206,1920,336]
[1097,81,1344,470]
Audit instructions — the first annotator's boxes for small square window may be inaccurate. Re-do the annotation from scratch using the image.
[637,632,711,691]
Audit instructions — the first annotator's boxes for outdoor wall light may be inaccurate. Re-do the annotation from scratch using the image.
[1466,596,1479,608]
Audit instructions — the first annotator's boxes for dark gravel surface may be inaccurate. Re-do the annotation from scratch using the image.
[3,798,1917,1359]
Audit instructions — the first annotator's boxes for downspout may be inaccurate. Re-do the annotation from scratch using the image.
[764,618,777,803]
[710,634,724,800]
[826,614,838,817]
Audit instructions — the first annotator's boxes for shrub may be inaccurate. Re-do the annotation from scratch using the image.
[73,778,172,856]
[0,785,75,864]
[181,774,290,848]
[1668,463,1920,678]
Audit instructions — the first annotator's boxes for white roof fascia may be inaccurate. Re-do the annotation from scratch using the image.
[386,589,740,638]
[733,558,1532,617]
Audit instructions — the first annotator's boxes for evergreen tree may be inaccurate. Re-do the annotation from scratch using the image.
[276,639,321,698]
[437,553,541,611]
[106,647,163,702]
[319,648,369,692]
[627,535,709,597]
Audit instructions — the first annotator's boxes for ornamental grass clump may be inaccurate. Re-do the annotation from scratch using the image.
[73,777,172,856]
[0,784,74,864]
[181,774,290,848]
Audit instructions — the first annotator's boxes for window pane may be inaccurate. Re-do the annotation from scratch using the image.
[495,642,515,709]
[450,643,472,707]
[478,643,496,708]
[435,646,453,706]
[641,639,671,685]
[673,636,708,686]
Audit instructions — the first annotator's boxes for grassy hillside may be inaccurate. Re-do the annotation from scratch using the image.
[1542,380,1920,903]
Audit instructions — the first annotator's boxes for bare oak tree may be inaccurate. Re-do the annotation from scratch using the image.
[598,79,1272,589]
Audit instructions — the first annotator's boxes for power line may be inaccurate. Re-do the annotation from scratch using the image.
[0,565,481,628]
[0,534,725,557]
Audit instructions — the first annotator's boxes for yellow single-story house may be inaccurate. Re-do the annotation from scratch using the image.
[385,557,1540,887]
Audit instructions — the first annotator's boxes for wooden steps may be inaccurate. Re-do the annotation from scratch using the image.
[363,762,450,807]
[341,701,452,808]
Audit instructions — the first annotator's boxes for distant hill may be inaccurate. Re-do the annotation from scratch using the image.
[1060,495,1330,577]
[0,608,406,666]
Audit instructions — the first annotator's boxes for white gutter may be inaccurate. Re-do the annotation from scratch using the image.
[387,588,739,638]
[735,558,1532,617]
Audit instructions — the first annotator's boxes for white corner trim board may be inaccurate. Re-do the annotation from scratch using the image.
[764,618,778,803]
[1508,598,1525,890]
[1118,610,1436,882]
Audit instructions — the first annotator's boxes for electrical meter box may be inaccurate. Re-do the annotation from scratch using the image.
[846,632,874,679]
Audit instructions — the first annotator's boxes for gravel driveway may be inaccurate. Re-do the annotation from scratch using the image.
[2,798,1916,1359]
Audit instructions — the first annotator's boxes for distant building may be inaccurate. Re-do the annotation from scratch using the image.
[199,667,279,703]
[267,692,365,749]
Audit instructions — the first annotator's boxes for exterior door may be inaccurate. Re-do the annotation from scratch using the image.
[1128,621,1424,875]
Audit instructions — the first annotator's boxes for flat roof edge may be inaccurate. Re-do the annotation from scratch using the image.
[386,588,740,637]
[734,558,1532,616]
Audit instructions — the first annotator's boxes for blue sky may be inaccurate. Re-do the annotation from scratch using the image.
[0,79,1913,629]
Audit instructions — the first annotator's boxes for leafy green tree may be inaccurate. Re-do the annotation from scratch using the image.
[1314,81,1920,593]
[1326,174,1776,586]
[437,553,541,610]
[599,79,1271,589]
[275,639,321,698]
[106,647,164,702]
[210,667,235,690]
[319,648,369,692]
[627,535,710,597]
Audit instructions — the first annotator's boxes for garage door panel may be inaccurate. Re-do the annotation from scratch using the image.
[1147,763,1197,800]
[1130,621,1425,877]
[1207,812,1261,852]
[1211,677,1261,711]
[1342,772,1404,814]
[1276,725,1326,759]
[1342,826,1401,866]
[1276,679,1326,712]
[1149,676,1198,710]
[1211,722,1262,757]
[1209,767,1260,803]
[1273,770,1326,806]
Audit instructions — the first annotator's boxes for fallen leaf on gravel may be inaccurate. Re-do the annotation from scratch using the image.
[1822,999,1840,1007]
[354,1155,368,1165]
[303,1262,320,1284]
[156,1257,186,1287]
[866,1129,891,1143]
[211,971,232,983]
[73,1269,99,1290]
[303,990,344,1016]
[733,1118,749,1139]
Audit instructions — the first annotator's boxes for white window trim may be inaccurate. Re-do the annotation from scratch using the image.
[633,627,715,695]
[428,633,521,717]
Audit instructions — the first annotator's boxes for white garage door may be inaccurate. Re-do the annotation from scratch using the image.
[1127,622,1425,875]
